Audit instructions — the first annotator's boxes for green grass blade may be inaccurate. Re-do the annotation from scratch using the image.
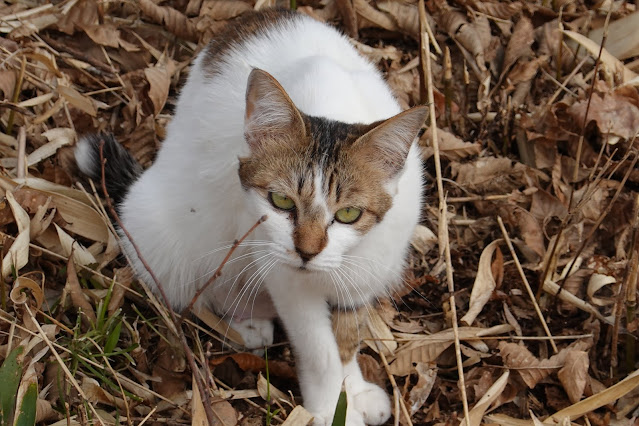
[13,382,36,426]
[331,391,347,426]
[104,320,122,354]
[0,345,24,425]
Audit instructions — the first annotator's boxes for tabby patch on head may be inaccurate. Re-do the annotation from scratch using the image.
[239,69,427,268]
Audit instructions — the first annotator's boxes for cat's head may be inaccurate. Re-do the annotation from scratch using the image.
[238,69,426,271]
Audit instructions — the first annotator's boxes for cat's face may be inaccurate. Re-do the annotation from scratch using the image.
[238,69,426,271]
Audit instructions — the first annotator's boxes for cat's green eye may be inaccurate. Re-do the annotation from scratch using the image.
[270,192,295,211]
[335,207,362,224]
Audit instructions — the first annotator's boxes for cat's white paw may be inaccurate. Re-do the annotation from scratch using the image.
[310,409,364,426]
[229,318,274,349]
[346,378,391,425]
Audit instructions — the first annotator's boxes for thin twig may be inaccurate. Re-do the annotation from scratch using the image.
[97,141,219,426]
[419,0,470,420]
[497,216,558,353]
[378,348,413,426]
[16,127,25,179]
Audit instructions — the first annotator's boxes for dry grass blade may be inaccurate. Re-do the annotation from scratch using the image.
[419,0,470,420]
[497,217,558,353]
[460,370,509,426]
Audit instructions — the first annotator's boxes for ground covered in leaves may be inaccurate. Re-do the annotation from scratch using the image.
[1,0,639,425]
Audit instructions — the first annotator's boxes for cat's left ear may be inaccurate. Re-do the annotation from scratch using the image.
[244,69,306,151]
[354,106,428,177]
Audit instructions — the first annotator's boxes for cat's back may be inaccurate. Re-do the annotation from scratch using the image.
[176,9,400,129]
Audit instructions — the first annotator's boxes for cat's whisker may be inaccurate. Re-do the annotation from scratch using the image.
[223,254,277,325]
[186,249,274,287]
[218,252,276,320]
[248,258,279,322]
[193,241,279,262]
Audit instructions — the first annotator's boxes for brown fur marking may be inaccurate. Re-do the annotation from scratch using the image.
[202,9,298,76]
[332,307,365,363]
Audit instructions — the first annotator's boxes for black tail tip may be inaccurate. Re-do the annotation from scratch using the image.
[75,133,142,205]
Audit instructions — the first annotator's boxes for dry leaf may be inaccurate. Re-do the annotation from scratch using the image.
[63,256,96,324]
[499,340,592,388]
[54,224,98,267]
[353,0,397,32]
[408,363,437,415]
[420,127,482,161]
[587,273,617,306]
[200,0,252,20]
[567,92,639,141]
[362,308,397,356]
[460,370,510,426]
[563,30,637,83]
[549,367,639,422]
[2,190,31,279]
[588,11,639,61]
[411,224,437,255]
[377,1,419,39]
[501,17,534,76]
[281,406,313,426]
[461,240,502,325]
[144,65,172,116]
[58,85,97,117]
[557,351,589,403]
[138,0,198,41]
[257,372,291,405]
[390,325,512,376]
[10,276,44,309]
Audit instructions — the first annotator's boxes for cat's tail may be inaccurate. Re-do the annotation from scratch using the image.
[74,133,142,206]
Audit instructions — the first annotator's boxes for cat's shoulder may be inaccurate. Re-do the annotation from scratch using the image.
[201,8,315,73]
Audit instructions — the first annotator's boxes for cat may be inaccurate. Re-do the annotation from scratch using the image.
[75,9,426,426]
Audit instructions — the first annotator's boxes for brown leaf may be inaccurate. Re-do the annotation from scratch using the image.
[461,240,502,325]
[420,127,481,161]
[377,1,419,39]
[465,1,522,20]
[502,17,534,75]
[558,350,589,403]
[209,352,296,380]
[62,256,96,324]
[144,65,172,116]
[138,0,198,41]
[2,190,30,279]
[58,85,97,117]
[588,11,639,61]
[567,92,639,141]
[439,11,486,73]
[81,23,120,48]
[353,0,397,32]
[499,340,593,388]
[408,363,437,415]
[336,0,358,39]
[200,0,252,20]
[0,70,16,99]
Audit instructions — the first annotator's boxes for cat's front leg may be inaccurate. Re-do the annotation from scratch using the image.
[267,284,347,425]
[333,308,392,425]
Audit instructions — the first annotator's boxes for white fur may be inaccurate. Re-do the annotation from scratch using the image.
[116,13,422,425]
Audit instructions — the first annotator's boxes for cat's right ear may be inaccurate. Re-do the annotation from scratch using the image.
[244,69,305,151]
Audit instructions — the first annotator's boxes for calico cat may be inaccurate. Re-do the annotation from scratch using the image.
[75,9,426,425]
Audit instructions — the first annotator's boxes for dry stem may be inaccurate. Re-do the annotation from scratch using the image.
[497,216,558,353]
[180,214,267,321]
[419,0,470,420]
[98,141,219,426]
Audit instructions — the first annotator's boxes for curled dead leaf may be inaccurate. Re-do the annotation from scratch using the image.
[587,273,617,306]
[461,240,502,326]
[10,276,44,309]
[2,190,31,279]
